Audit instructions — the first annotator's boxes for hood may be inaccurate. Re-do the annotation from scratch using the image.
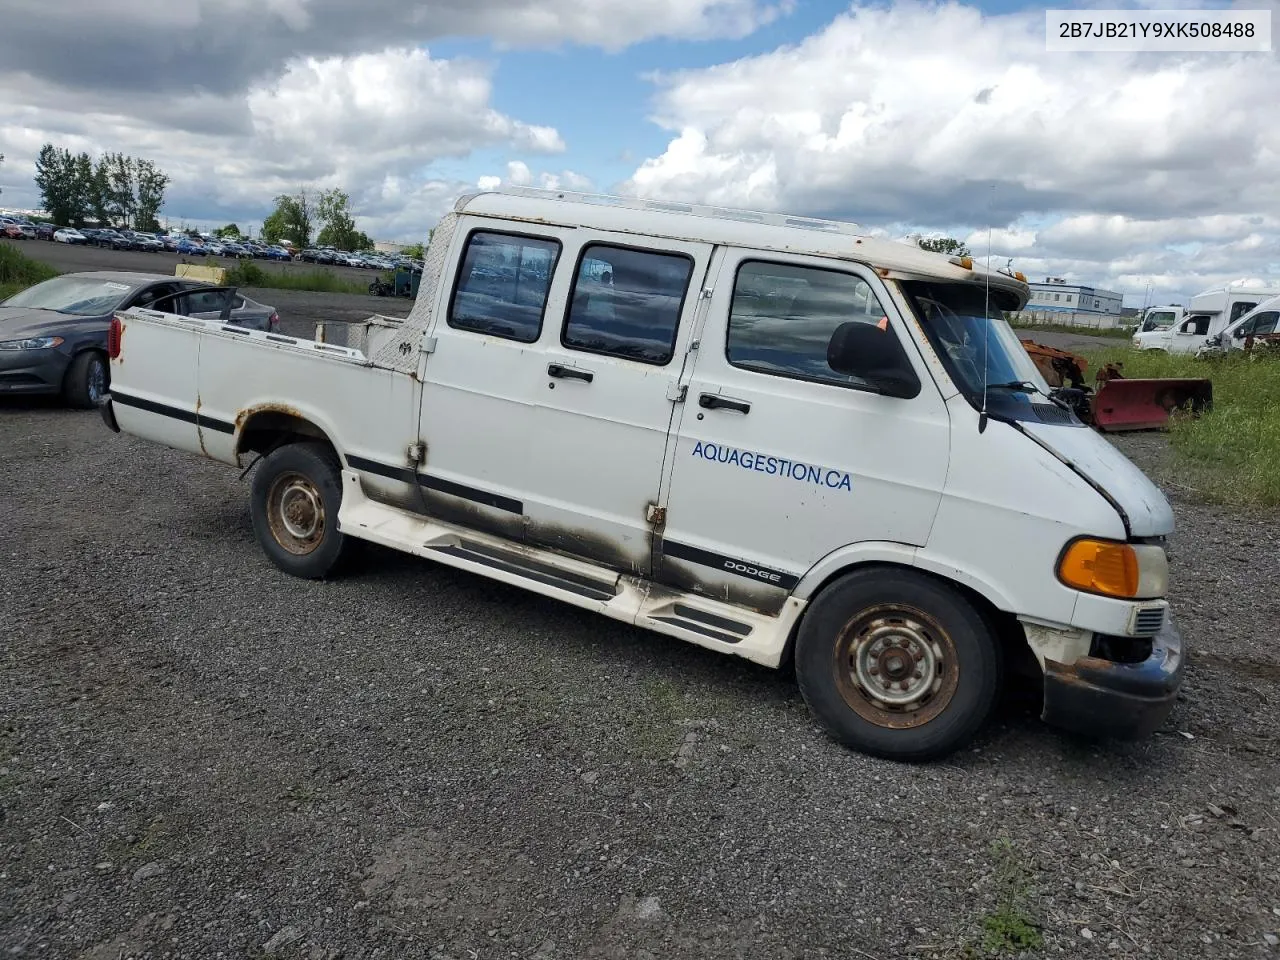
[0,306,102,339]
[1020,422,1174,537]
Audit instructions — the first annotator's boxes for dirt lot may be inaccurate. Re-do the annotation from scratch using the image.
[2,402,1279,959]
[2,239,413,328]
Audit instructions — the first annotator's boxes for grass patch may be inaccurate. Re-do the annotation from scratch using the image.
[1081,346,1280,506]
[0,242,60,302]
[971,839,1044,956]
[208,257,368,296]
[1009,318,1133,340]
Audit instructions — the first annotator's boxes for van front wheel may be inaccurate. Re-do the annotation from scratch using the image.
[795,568,1001,761]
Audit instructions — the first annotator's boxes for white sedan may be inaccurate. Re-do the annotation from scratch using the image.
[53,228,88,244]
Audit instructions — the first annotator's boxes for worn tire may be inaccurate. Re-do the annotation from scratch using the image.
[249,442,349,579]
[63,351,108,409]
[795,567,1001,762]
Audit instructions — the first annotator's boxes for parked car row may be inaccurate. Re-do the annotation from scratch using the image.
[295,247,422,272]
[4,216,426,273]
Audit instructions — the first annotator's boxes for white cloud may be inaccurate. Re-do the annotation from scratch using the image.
[475,163,596,193]
[623,1,1280,302]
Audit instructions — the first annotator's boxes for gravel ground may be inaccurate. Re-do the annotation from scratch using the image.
[2,403,1279,960]
[2,238,413,328]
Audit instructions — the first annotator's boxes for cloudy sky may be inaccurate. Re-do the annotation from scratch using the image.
[1,0,1277,305]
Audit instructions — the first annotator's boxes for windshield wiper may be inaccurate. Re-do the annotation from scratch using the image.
[987,380,1077,414]
[985,380,1041,394]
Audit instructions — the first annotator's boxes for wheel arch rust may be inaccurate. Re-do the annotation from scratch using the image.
[234,403,339,462]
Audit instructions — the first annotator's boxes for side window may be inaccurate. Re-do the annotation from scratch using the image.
[185,290,228,313]
[448,231,560,343]
[1230,301,1258,323]
[562,244,694,365]
[1253,312,1279,335]
[726,260,888,388]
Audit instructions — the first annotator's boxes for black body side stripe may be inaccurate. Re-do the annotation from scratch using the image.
[110,390,235,434]
[346,454,523,515]
[346,454,416,484]
[672,603,752,636]
[650,616,743,645]
[661,540,799,590]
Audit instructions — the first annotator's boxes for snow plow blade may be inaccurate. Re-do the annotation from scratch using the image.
[1091,378,1213,432]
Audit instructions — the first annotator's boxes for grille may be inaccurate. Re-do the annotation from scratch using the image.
[1132,605,1166,637]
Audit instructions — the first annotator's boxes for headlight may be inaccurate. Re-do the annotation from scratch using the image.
[1057,537,1168,600]
[0,336,65,351]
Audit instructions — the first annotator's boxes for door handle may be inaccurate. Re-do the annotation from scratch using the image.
[547,363,594,383]
[698,393,751,414]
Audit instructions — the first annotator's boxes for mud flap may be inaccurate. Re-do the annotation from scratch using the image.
[1091,378,1213,432]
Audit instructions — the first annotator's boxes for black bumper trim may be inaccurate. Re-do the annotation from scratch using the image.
[1041,617,1184,740]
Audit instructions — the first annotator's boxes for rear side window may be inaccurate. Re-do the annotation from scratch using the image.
[727,260,888,387]
[1230,301,1258,323]
[562,244,694,365]
[449,231,560,343]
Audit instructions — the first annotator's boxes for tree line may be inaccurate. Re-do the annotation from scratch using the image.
[259,188,377,252]
[33,144,170,231]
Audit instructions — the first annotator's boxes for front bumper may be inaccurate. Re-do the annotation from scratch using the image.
[1041,615,1184,739]
[0,348,69,394]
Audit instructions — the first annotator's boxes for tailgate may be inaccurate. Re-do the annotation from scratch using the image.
[106,309,215,459]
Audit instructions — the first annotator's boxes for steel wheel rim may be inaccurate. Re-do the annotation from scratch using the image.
[833,605,959,729]
[86,359,106,404]
[266,472,325,555]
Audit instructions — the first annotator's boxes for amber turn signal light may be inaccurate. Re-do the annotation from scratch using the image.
[1057,538,1139,599]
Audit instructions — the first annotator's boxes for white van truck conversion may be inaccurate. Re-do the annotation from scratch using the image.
[1200,294,1280,355]
[99,187,1182,761]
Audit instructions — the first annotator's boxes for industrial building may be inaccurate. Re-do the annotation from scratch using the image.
[1026,277,1124,316]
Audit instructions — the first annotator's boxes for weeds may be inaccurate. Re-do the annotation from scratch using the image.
[968,839,1044,956]
[1009,317,1133,340]
[0,243,60,301]
[1082,346,1280,506]
[212,258,369,295]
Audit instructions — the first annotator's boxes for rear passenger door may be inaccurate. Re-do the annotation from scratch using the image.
[521,233,714,574]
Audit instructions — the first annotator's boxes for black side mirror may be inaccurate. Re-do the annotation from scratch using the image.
[826,320,921,399]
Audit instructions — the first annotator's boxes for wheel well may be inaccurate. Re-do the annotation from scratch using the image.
[778,561,1035,679]
[236,410,338,463]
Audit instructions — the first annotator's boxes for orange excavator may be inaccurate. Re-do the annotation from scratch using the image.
[1019,339,1213,432]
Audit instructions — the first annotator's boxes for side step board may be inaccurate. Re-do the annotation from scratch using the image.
[337,470,804,668]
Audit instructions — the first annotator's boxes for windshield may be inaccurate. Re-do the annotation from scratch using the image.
[899,280,1077,425]
[901,281,1047,391]
[2,276,136,315]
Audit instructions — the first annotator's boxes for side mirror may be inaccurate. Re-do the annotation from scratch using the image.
[826,320,921,399]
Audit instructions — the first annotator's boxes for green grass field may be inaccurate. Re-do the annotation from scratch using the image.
[1081,346,1280,506]
[1010,318,1134,339]
[215,258,370,296]
[0,243,60,302]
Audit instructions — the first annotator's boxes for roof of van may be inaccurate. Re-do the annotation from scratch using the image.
[453,187,1029,303]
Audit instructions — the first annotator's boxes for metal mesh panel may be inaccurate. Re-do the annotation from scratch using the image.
[370,213,459,372]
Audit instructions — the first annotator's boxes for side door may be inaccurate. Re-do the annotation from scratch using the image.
[656,252,951,615]
[520,232,714,574]
[415,224,569,541]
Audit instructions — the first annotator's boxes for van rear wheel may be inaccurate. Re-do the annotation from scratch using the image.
[795,568,1001,761]
[250,442,349,579]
